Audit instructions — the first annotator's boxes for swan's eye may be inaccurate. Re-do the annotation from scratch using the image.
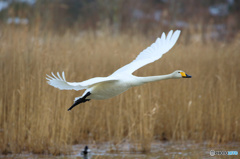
[178,72,180,73]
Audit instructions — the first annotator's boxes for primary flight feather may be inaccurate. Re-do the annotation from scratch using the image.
[46,30,191,111]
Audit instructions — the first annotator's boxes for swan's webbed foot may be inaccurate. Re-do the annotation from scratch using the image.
[68,92,91,111]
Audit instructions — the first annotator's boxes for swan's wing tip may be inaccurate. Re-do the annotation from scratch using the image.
[173,30,181,37]
[46,72,85,91]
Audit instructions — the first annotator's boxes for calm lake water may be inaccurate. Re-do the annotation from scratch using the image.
[1,141,239,159]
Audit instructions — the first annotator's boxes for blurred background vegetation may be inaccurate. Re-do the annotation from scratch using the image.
[0,0,240,42]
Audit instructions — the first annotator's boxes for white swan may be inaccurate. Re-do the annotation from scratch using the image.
[46,30,191,111]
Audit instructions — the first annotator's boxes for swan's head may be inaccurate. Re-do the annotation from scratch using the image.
[172,70,192,79]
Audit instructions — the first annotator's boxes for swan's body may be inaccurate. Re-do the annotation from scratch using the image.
[46,30,191,111]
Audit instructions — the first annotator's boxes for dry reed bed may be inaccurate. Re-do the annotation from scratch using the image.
[0,27,239,154]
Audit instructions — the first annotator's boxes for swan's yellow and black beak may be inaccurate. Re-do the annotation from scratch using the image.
[180,72,192,78]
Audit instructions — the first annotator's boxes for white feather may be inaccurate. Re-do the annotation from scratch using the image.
[111,30,181,76]
[46,72,118,91]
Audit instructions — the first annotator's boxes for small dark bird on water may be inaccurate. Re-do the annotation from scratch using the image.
[81,146,91,159]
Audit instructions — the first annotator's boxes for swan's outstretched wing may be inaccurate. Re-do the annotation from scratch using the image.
[46,72,117,91]
[111,30,181,76]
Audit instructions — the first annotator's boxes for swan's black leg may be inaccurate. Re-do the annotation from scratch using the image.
[68,92,91,111]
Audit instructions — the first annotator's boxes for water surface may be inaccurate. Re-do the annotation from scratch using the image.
[1,141,239,159]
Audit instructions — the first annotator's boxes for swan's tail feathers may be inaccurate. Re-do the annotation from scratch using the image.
[68,92,91,111]
[46,72,86,91]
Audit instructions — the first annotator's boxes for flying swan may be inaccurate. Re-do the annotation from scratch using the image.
[46,30,191,111]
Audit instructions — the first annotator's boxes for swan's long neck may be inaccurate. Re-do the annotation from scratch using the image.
[134,73,173,85]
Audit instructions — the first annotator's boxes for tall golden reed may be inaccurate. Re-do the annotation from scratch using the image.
[0,26,239,154]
